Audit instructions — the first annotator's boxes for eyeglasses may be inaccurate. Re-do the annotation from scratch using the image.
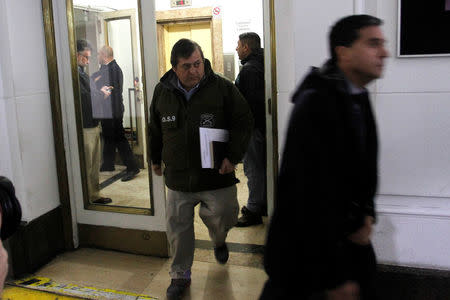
[179,60,203,71]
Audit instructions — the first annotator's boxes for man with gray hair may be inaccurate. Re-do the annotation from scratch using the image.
[149,38,253,300]
[76,40,111,204]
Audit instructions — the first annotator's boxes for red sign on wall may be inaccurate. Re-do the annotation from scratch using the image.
[213,7,221,16]
[171,0,192,8]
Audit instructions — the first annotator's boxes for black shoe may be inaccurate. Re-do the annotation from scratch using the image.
[92,197,112,204]
[214,243,229,264]
[100,165,115,172]
[166,278,191,300]
[121,169,140,182]
[235,206,263,227]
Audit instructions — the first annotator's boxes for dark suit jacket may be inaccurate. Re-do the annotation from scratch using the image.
[235,48,265,133]
[78,66,99,128]
[92,59,124,119]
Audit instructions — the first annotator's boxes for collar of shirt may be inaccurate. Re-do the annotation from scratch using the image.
[335,66,367,95]
[100,61,112,70]
[345,78,367,95]
[177,79,200,101]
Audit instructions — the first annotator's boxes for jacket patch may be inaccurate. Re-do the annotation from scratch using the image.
[162,115,176,123]
[200,113,215,128]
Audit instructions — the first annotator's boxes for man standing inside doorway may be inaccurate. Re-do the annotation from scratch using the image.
[76,40,112,205]
[261,15,389,299]
[94,45,140,182]
[149,39,253,300]
[235,32,267,227]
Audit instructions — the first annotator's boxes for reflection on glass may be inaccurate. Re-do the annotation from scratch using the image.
[73,0,150,209]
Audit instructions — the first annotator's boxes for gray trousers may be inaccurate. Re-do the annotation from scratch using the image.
[243,129,267,214]
[166,185,239,279]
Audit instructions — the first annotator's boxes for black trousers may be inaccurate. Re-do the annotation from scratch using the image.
[259,241,377,300]
[340,241,377,300]
[101,118,138,172]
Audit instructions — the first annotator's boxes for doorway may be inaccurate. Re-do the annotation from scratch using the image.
[154,1,269,250]
[155,6,224,78]
[72,4,151,211]
[43,0,277,257]
[163,22,213,73]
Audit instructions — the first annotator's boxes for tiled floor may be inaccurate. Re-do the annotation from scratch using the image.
[99,165,151,209]
[33,247,267,299]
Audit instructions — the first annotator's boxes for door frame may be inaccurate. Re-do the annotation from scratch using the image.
[155,7,224,77]
[101,9,139,139]
[264,0,279,217]
[100,9,147,167]
[42,0,167,255]
[42,0,74,249]
[42,0,278,253]
[67,0,154,216]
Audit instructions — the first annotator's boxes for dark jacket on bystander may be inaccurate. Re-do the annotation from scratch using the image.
[261,60,378,299]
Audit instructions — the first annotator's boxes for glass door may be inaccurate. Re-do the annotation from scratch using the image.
[62,0,167,255]
[72,0,152,213]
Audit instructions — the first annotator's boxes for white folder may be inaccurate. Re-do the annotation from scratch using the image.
[199,127,229,168]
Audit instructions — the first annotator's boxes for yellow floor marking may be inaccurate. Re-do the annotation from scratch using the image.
[6,276,157,299]
[3,285,81,299]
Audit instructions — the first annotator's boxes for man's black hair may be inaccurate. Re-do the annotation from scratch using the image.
[76,39,92,53]
[239,32,261,53]
[329,14,382,63]
[170,38,204,67]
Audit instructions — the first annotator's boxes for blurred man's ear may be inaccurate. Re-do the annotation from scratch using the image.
[335,46,350,63]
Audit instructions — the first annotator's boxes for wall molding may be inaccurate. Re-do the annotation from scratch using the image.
[377,194,450,218]
[377,264,450,299]
[78,224,169,257]
[5,206,65,278]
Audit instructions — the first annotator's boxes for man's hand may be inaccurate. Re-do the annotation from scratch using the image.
[152,164,162,176]
[100,86,112,98]
[347,216,374,246]
[219,158,235,174]
[327,281,360,300]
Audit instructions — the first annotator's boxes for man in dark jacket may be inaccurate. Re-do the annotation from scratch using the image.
[149,39,253,300]
[234,32,267,227]
[76,40,111,204]
[260,15,389,300]
[94,46,140,182]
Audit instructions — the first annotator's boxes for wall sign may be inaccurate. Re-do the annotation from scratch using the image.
[213,6,221,16]
[212,6,222,19]
[398,0,450,57]
[236,20,251,34]
[170,0,191,8]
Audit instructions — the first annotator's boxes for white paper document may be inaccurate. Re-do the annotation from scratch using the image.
[199,127,229,168]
